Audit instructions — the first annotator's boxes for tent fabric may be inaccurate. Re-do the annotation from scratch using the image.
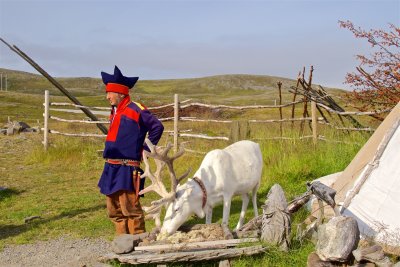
[331,101,400,246]
[342,120,400,245]
[333,101,400,202]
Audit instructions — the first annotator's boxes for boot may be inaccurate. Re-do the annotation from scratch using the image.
[127,217,145,235]
[114,220,128,235]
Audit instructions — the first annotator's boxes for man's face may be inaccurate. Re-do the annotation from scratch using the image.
[106,92,125,106]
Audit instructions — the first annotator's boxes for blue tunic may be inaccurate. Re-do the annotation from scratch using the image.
[98,96,164,195]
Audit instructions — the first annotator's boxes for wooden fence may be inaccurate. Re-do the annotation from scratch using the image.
[42,90,386,152]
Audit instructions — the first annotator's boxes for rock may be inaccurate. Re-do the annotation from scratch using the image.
[260,184,291,251]
[24,216,42,223]
[316,216,359,262]
[307,252,340,267]
[3,121,33,135]
[353,245,393,267]
[353,245,384,262]
[111,233,149,254]
[111,234,135,254]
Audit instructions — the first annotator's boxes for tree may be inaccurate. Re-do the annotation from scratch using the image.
[339,20,400,120]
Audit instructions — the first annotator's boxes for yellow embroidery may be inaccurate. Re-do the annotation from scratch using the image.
[133,101,146,110]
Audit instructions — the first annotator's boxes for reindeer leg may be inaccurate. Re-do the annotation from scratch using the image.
[235,193,249,231]
[222,195,233,239]
[252,183,259,217]
[205,206,213,224]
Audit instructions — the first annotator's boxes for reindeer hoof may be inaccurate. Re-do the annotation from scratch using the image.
[224,231,234,239]
[222,225,233,239]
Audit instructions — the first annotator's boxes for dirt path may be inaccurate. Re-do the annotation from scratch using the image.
[0,235,111,267]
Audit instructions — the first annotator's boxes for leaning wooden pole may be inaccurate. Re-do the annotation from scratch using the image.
[43,90,49,150]
[0,38,108,134]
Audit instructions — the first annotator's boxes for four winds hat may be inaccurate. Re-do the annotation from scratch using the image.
[101,65,139,95]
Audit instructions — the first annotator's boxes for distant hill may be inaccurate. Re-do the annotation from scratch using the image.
[0,68,345,99]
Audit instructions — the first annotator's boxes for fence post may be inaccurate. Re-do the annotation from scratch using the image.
[173,94,179,152]
[43,90,49,150]
[277,81,283,138]
[229,120,249,143]
[311,100,318,144]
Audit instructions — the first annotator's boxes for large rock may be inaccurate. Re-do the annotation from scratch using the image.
[111,233,149,254]
[260,184,291,251]
[316,216,359,262]
[353,245,393,267]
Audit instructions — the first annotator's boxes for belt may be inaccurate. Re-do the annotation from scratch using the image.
[106,159,140,167]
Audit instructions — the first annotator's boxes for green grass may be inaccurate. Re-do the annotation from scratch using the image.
[0,127,368,266]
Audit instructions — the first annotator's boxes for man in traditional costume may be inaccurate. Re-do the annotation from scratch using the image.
[98,66,164,235]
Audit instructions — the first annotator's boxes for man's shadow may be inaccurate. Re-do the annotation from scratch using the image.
[0,188,105,240]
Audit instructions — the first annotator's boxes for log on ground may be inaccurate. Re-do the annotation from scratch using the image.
[99,245,266,265]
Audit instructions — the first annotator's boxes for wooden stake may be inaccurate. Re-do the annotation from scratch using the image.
[173,94,179,152]
[311,100,318,144]
[43,90,49,150]
[277,81,283,137]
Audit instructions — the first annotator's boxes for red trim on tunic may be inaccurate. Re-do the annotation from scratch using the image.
[124,108,140,123]
[106,97,141,142]
[106,83,129,95]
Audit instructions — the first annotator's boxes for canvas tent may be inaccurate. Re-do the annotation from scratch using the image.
[332,101,400,248]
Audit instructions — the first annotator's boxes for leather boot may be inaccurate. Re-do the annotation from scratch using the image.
[114,220,128,235]
[127,217,145,234]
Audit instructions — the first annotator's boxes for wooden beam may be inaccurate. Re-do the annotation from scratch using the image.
[99,245,266,265]
[135,238,259,252]
[0,38,108,134]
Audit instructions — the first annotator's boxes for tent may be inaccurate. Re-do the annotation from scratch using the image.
[332,101,400,248]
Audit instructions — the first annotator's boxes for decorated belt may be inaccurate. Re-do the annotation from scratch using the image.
[106,159,140,167]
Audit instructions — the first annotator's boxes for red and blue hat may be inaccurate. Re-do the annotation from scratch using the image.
[101,66,139,95]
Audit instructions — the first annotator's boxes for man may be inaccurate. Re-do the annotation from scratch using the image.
[98,66,164,235]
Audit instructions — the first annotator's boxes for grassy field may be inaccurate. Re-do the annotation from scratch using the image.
[0,70,373,266]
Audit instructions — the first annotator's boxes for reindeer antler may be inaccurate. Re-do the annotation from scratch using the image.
[139,139,190,229]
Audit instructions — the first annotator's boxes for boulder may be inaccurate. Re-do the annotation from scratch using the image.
[316,216,359,262]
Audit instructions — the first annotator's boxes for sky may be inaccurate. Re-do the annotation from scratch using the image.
[0,0,399,90]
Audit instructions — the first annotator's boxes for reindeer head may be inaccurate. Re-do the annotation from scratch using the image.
[139,139,190,232]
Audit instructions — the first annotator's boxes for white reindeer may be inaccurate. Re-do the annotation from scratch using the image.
[140,140,263,238]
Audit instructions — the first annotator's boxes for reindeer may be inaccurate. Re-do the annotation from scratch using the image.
[140,139,263,238]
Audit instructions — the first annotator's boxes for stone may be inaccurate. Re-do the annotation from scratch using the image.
[353,245,393,267]
[353,245,384,262]
[307,252,340,267]
[111,232,150,254]
[261,184,291,251]
[316,216,359,262]
[111,234,136,254]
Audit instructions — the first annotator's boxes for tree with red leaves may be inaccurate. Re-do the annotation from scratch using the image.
[339,20,400,120]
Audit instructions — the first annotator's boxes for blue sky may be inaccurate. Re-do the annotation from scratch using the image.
[0,0,399,89]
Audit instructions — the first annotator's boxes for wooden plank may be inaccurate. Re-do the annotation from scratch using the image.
[99,245,266,265]
[135,238,259,252]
